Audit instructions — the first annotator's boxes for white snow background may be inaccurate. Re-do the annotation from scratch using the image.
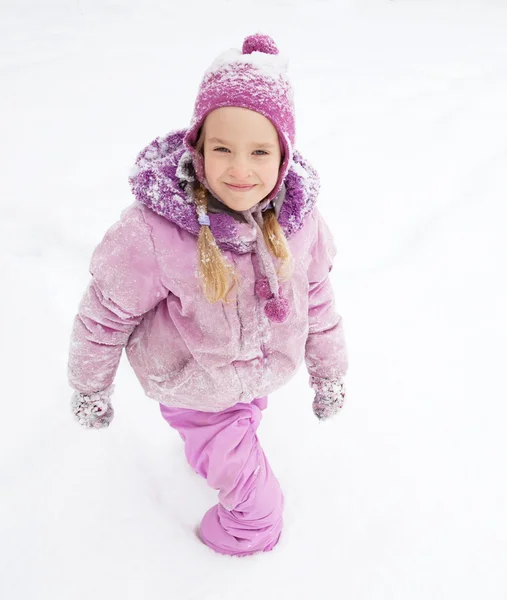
[1,0,506,598]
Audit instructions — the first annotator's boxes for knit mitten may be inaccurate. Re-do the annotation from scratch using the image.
[310,376,346,421]
[71,386,115,429]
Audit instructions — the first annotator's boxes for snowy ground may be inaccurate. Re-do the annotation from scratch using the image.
[1,1,506,598]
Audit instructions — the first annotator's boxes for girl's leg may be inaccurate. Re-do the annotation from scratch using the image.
[159,396,283,557]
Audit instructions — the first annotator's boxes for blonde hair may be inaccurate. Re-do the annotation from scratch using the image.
[194,129,292,304]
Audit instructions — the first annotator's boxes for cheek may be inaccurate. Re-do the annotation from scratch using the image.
[262,161,281,187]
[203,154,220,183]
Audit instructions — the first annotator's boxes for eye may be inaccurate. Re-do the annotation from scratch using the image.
[252,150,269,156]
[213,147,230,153]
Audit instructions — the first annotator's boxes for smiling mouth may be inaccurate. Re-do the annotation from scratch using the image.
[225,183,257,191]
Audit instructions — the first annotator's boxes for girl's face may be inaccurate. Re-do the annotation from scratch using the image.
[202,107,282,212]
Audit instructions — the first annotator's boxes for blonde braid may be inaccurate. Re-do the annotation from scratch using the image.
[262,208,293,280]
[194,182,239,304]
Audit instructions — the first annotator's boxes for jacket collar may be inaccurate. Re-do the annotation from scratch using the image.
[206,184,286,223]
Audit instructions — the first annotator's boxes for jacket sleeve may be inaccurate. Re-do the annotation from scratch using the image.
[304,209,348,383]
[68,205,169,394]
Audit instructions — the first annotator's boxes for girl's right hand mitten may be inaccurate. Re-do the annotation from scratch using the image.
[310,376,346,421]
[71,386,115,429]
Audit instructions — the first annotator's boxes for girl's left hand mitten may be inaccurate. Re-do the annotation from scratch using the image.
[71,386,115,429]
[310,376,346,421]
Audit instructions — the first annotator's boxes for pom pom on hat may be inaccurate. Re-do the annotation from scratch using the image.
[242,34,279,55]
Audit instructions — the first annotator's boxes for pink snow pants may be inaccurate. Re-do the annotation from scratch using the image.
[159,396,284,557]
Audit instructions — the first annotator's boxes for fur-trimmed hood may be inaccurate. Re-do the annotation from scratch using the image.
[128,129,320,255]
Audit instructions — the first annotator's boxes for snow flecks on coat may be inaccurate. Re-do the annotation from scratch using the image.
[68,132,348,412]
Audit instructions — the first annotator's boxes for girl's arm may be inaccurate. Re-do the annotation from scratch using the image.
[68,204,169,427]
[304,208,348,420]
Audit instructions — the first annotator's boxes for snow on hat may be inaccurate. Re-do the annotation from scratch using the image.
[184,33,296,201]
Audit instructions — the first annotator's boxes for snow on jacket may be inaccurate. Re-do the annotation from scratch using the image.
[68,130,348,412]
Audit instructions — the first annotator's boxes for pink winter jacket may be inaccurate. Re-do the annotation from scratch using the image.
[68,131,348,412]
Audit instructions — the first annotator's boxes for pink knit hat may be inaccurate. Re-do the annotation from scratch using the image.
[184,33,296,201]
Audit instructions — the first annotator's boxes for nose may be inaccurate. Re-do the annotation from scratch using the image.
[228,156,252,181]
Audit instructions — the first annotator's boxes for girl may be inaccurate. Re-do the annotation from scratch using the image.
[68,33,348,557]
